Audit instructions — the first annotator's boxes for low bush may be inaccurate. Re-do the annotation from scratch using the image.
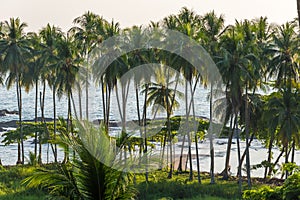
[243,172,300,200]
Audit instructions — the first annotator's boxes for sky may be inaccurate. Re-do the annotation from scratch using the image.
[0,0,297,32]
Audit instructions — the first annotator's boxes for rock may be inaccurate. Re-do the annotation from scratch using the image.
[0,109,19,116]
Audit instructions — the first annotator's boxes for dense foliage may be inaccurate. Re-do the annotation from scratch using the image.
[0,6,300,199]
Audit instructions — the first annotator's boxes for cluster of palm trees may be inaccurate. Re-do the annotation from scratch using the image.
[0,7,299,191]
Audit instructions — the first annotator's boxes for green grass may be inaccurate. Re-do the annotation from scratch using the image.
[135,170,241,199]
[0,165,47,199]
[0,164,268,199]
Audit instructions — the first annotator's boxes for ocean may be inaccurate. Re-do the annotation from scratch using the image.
[0,84,299,177]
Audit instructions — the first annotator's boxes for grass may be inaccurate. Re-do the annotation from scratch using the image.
[0,164,268,199]
[135,170,242,199]
[0,165,47,199]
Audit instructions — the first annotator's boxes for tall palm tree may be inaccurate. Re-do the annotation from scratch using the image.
[143,80,182,160]
[201,11,225,184]
[39,24,63,162]
[70,12,105,120]
[55,34,81,162]
[266,21,299,178]
[163,7,202,181]
[92,20,120,131]
[218,21,258,191]
[26,32,43,159]
[0,18,30,164]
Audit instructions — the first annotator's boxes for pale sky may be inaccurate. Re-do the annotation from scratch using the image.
[0,0,297,32]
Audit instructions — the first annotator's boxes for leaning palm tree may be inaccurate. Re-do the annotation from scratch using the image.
[0,18,30,164]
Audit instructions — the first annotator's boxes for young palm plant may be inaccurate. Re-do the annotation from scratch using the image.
[22,119,136,200]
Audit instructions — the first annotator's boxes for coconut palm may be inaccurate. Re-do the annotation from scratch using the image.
[266,21,300,178]
[201,10,225,184]
[25,32,43,160]
[163,7,202,181]
[264,90,300,178]
[92,20,120,130]
[217,21,259,192]
[142,69,183,178]
[0,18,30,164]
[70,12,106,120]
[39,24,63,162]
[54,34,81,162]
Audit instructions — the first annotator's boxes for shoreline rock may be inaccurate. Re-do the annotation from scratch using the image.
[0,109,19,117]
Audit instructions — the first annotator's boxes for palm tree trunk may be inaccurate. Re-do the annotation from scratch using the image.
[291,140,295,165]
[235,114,242,196]
[297,0,300,27]
[106,88,111,129]
[85,61,89,120]
[177,134,186,173]
[53,87,57,163]
[222,114,234,180]
[167,111,173,179]
[78,88,83,120]
[190,81,200,183]
[38,91,43,164]
[35,80,38,158]
[209,84,215,184]
[185,80,193,181]
[244,86,251,188]
[16,76,23,165]
[268,146,285,177]
[285,143,289,179]
[265,134,274,179]
[101,77,106,126]
[142,84,149,182]
[238,132,255,175]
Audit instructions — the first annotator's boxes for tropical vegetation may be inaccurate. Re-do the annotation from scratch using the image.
[0,6,299,199]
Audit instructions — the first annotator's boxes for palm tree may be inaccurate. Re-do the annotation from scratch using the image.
[70,12,105,120]
[92,20,120,130]
[266,21,299,178]
[54,34,81,162]
[142,67,183,178]
[0,18,30,164]
[265,90,300,178]
[201,11,225,184]
[218,24,243,181]
[25,32,42,159]
[218,21,259,191]
[163,7,202,181]
[39,24,63,162]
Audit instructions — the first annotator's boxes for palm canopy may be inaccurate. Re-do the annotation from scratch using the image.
[267,21,300,90]
[54,35,81,98]
[264,90,300,147]
[0,18,31,88]
[143,81,183,116]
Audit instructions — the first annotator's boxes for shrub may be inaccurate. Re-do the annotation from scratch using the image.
[282,172,300,200]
